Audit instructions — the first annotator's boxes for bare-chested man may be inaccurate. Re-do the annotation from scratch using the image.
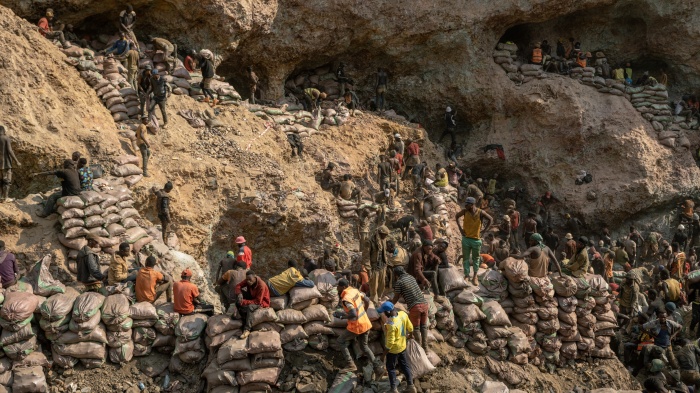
[510,233,561,277]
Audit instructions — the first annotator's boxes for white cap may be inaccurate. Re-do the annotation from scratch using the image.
[394,133,401,139]
[678,225,685,231]
[446,106,452,112]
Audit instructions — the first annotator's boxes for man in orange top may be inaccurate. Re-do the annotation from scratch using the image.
[334,279,382,373]
[37,9,66,45]
[531,42,543,65]
[173,269,201,315]
[235,236,253,268]
[135,256,172,303]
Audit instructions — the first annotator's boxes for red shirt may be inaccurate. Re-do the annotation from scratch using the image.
[394,153,404,173]
[234,276,270,308]
[509,210,521,230]
[237,245,252,268]
[37,18,50,36]
[173,280,200,314]
[406,142,420,157]
[481,254,495,267]
[184,56,196,72]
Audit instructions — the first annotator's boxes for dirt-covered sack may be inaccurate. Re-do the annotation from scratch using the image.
[288,286,322,306]
[247,330,282,354]
[72,292,105,323]
[175,313,208,342]
[304,321,335,336]
[155,303,180,335]
[406,339,435,379]
[479,269,508,295]
[551,274,577,297]
[26,255,65,297]
[57,196,85,209]
[250,307,278,327]
[481,301,510,326]
[302,304,330,322]
[106,329,132,348]
[557,296,578,313]
[102,294,130,325]
[588,274,610,296]
[558,310,578,326]
[40,288,79,322]
[109,341,134,363]
[237,367,281,386]
[69,311,101,333]
[451,289,483,305]
[12,366,47,393]
[529,276,554,298]
[217,337,249,363]
[507,327,530,354]
[572,276,591,298]
[0,323,35,346]
[453,303,486,325]
[57,324,108,344]
[203,360,238,388]
[276,309,307,325]
[438,266,469,292]
[537,306,559,320]
[280,324,309,344]
[1,292,39,323]
[206,315,243,337]
[112,164,143,177]
[536,318,560,334]
[130,302,158,320]
[500,258,529,283]
[54,341,106,359]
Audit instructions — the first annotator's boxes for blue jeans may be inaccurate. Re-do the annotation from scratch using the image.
[386,350,413,389]
[268,279,315,297]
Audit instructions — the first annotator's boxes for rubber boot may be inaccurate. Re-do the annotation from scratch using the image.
[420,326,428,350]
[1,185,9,202]
[413,330,422,349]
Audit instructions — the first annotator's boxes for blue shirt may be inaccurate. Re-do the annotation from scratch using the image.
[105,40,130,56]
[655,328,671,348]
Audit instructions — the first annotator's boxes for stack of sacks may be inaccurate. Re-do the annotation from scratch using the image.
[493,42,521,82]
[0,292,40,361]
[528,275,557,367]
[602,78,627,97]
[0,358,12,392]
[173,313,208,367]
[301,304,331,351]
[284,65,351,100]
[119,87,140,119]
[588,275,617,358]
[500,259,536,344]
[480,300,513,361]
[451,288,486,353]
[550,274,579,363]
[51,292,106,368]
[477,269,509,301]
[100,58,129,122]
[165,74,192,96]
[130,302,158,357]
[101,294,134,364]
[153,303,179,353]
[570,275,594,359]
[336,198,358,219]
[8,352,51,393]
[40,289,80,368]
[205,315,242,350]
[519,64,544,83]
[580,67,604,88]
[277,308,309,351]
[111,156,144,186]
[26,256,66,298]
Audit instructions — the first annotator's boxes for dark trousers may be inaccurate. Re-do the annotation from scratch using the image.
[139,143,151,176]
[439,127,455,144]
[149,98,168,124]
[238,303,260,332]
[289,140,303,158]
[387,350,413,389]
[423,270,442,296]
[41,191,62,217]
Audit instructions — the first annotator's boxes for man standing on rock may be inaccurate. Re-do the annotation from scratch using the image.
[0,125,20,202]
[153,181,173,243]
[334,278,382,374]
[376,68,388,113]
[456,197,493,285]
[147,70,171,129]
[126,46,140,90]
[199,49,218,107]
[138,64,153,117]
[247,66,259,104]
[32,159,81,217]
[134,116,151,177]
[440,107,457,144]
[368,225,391,303]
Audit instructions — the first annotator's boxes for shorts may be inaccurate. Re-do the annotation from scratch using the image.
[1,169,11,184]
[408,303,429,327]
[202,78,213,89]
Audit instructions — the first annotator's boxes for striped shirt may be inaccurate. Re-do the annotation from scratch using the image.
[393,274,426,309]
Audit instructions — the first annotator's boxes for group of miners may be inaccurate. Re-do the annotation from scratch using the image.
[35,7,261,129]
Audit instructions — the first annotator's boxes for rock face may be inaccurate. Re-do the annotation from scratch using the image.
[3,0,700,233]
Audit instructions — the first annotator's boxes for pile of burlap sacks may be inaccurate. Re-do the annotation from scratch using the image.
[251,101,354,140]
[491,44,693,149]
[284,65,352,101]
[54,188,153,266]
[433,261,618,372]
[57,34,243,123]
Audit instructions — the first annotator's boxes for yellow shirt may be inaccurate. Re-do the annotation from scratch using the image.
[434,169,448,187]
[462,208,482,239]
[108,254,129,285]
[268,267,304,295]
[136,124,148,146]
[384,310,413,354]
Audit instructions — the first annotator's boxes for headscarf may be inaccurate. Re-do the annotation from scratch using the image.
[200,49,214,60]
[530,233,546,250]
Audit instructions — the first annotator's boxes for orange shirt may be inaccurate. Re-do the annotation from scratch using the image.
[173,280,200,314]
[135,267,164,303]
[37,18,50,36]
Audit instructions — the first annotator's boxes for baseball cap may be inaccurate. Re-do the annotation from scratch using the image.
[465,197,476,205]
[376,301,394,314]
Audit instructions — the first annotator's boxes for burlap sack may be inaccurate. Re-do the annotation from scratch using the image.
[247,330,282,354]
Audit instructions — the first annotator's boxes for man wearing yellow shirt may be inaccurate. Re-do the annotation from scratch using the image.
[377,301,416,393]
[267,260,315,297]
[455,197,493,285]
